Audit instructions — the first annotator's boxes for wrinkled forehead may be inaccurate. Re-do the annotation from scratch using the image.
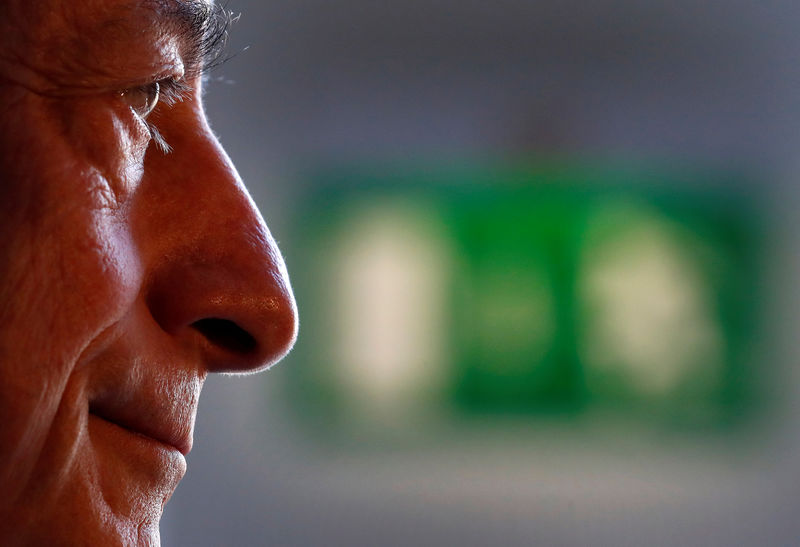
[0,0,215,88]
[4,0,177,43]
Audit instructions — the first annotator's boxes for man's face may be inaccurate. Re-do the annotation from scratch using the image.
[0,0,297,544]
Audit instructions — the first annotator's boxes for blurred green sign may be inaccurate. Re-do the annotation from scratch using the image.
[286,163,762,434]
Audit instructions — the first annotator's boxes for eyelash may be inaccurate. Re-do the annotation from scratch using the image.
[121,77,192,154]
[157,78,192,106]
[148,78,192,154]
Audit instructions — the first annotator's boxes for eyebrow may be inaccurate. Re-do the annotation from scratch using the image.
[153,0,232,75]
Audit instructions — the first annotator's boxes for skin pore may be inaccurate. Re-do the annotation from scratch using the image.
[0,1,298,545]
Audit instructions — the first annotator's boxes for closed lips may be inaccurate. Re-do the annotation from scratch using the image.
[88,398,192,456]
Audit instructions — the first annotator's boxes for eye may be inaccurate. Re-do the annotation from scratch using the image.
[119,82,160,119]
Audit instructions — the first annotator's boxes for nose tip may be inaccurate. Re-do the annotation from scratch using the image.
[145,239,298,373]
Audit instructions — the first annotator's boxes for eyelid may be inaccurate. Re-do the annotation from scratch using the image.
[118,76,192,117]
[119,82,160,119]
[117,77,193,154]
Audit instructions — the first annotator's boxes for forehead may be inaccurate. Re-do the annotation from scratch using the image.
[9,0,185,42]
[1,0,215,87]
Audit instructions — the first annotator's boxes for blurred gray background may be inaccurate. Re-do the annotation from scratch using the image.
[161,1,800,545]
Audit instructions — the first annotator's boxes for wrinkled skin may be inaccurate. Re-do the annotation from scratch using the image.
[0,0,298,544]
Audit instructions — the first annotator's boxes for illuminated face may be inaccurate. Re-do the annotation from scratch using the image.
[0,0,297,544]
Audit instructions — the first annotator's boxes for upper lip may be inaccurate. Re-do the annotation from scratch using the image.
[89,388,196,456]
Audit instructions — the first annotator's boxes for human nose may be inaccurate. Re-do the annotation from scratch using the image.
[138,114,298,374]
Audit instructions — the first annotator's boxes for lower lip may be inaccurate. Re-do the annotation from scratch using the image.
[87,413,186,488]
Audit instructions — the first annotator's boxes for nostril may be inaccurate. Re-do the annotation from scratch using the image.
[191,318,257,355]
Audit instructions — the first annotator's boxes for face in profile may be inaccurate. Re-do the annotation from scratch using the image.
[0,0,297,544]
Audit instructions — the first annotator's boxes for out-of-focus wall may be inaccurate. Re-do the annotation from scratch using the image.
[161,1,800,545]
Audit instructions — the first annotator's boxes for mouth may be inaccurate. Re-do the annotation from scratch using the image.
[88,402,192,456]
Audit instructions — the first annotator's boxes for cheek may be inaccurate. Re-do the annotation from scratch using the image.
[1,93,146,343]
[0,196,142,380]
[0,161,143,515]
[0,91,144,457]
[61,211,143,328]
